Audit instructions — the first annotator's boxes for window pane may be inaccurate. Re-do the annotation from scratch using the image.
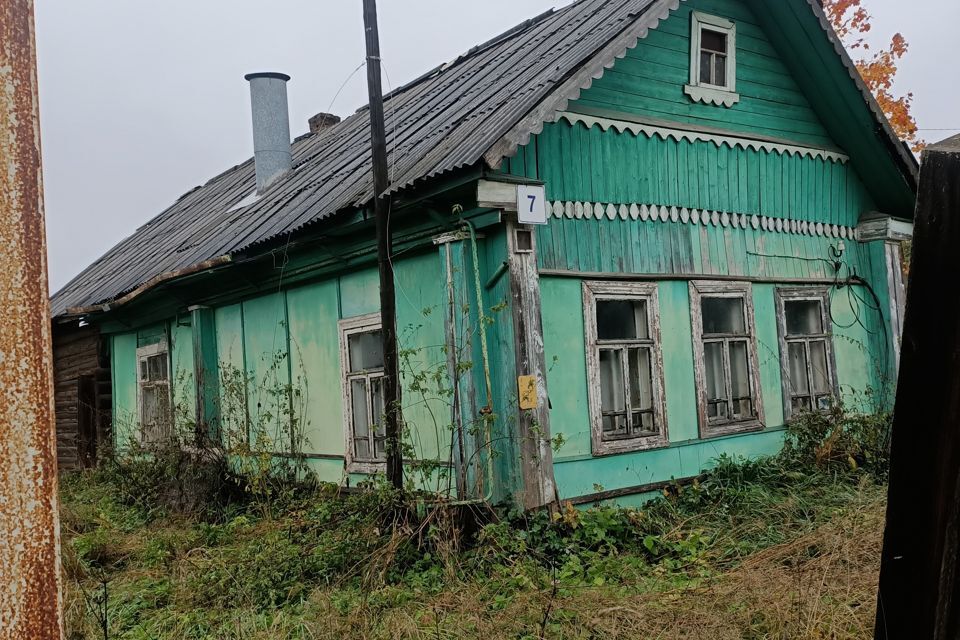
[636,412,655,435]
[792,396,811,413]
[371,377,385,435]
[142,386,158,425]
[787,342,809,395]
[348,330,384,372]
[350,378,370,449]
[140,360,148,381]
[809,340,831,394]
[702,297,745,334]
[701,28,727,53]
[704,341,726,403]
[729,340,751,400]
[700,52,713,84]
[714,54,726,87]
[147,354,167,382]
[597,300,648,340]
[628,348,654,412]
[785,299,823,335]
[599,349,626,414]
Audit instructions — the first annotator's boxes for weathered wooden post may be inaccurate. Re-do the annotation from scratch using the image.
[0,0,65,638]
[875,134,960,639]
[362,0,403,489]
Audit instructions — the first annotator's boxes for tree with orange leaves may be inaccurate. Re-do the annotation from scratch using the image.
[823,0,923,151]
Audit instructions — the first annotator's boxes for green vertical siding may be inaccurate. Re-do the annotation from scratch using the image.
[214,303,246,444]
[170,320,196,434]
[513,123,875,228]
[241,292,292,452]
[286,280,344,470]
[111,332,138,447]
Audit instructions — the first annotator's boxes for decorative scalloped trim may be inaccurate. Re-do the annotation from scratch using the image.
[547,200,858,241]
[483,0,681,168]
[558,112,850,164]
[684,84,740,107]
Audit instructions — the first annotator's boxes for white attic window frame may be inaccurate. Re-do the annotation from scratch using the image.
[684,11,740,108]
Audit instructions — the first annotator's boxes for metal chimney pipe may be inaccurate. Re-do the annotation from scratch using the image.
[244,72,292,193]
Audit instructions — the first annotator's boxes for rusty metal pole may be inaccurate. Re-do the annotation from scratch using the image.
[0,1,64,638]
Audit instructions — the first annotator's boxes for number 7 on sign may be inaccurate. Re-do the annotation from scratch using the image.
[516,184,547,225]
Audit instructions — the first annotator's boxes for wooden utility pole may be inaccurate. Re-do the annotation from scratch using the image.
[875,134,960,639]
[362,0,403,489]
[0,0,64,637]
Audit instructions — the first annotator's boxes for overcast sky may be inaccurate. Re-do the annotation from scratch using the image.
[35,0,959,292]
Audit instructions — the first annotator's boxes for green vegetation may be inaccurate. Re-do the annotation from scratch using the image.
[62,406,890,639]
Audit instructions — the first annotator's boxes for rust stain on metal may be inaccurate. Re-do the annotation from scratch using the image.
[0,0,65,638]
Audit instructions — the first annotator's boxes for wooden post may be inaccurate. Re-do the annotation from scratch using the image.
[875,134,960,638]
[362,0,403,489]
[0,0,64,635]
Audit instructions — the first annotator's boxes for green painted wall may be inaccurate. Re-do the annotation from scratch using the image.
[577,0,833,147]
[540,275,891,499]
[507,122,875,229]
[111,332,138,446]
[171,320,196,433]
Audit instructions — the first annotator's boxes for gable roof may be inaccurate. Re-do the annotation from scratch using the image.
[51,0,916,319]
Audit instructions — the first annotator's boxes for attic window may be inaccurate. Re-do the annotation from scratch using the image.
[685,12,740,107]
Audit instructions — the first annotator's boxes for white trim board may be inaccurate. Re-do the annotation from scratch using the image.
[557,112,850,164]
[546,200,859,241]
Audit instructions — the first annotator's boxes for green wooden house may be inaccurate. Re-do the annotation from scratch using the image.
[51,0,916,508]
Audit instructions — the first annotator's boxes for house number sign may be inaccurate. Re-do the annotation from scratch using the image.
[517,184,548,225]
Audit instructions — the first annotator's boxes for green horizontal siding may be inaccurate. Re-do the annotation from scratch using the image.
[575,0,835,147]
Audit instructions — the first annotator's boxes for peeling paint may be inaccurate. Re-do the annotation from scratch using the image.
[0,0,64,637]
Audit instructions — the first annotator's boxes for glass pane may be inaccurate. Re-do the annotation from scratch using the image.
[732,398,752,420]
[729,341,751,401]
[701,28,727,53]
[628,348,654,412]
[792,396,811,413]
[714,54,726,87]
[350,378,369,449]
[785,299,823,335]
[597,300,648,340]
[787,342,809,395]
[809,340,830,394]
[637,412,655,435]
[602,415,628,437]
[371,377,385,436]
[708,401,727,420]
[156,389,170,431]
[704,341,726,403]
[702,297,745,334]
[816,395,832,410]
[148,354,167,382]
[140,360,148,381]
[142,387,158,425]
[599,349,626,414]
[348,330,384,372]
[700,52,713,84]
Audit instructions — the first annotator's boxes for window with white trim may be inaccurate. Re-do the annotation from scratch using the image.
[690,281,764,436]
[339,314,386,470]
[137,342,171,443]
[584,281,668,455]
[776,288,837,417]
[685,12,740,107]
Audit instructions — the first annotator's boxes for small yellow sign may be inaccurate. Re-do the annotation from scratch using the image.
[518,375,538,410]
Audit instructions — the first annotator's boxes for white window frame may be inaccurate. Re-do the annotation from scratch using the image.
[584,281,669,455]
[775,287,839,419]
[136,341,172,444]
[684,11,740,107]
[689,281,765,437]
[338,313,387,474]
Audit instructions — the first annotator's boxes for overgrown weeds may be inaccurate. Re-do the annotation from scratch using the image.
[63,404,891,638]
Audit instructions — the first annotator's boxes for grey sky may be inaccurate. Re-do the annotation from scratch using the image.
[35,0,958,292]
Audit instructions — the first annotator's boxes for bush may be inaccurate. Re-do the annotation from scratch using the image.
[782,403,892,477]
